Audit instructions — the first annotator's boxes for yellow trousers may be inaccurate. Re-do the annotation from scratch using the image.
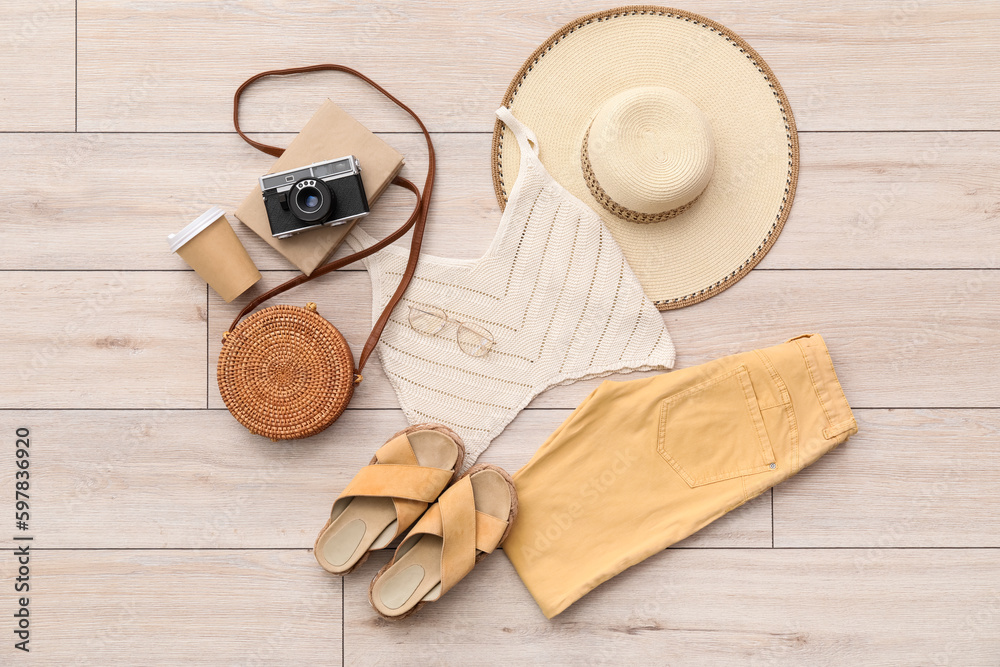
[505,334,858,618]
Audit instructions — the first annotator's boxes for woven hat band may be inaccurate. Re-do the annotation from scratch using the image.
[581,86,715,224]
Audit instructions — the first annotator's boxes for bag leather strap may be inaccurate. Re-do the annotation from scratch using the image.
[228,64,434,378]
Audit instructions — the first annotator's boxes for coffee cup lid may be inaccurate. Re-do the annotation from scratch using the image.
[168,207,227,253]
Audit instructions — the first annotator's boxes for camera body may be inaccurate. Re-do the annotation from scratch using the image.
[260,156,370,239]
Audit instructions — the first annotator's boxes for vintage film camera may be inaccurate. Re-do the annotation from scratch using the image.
[260,156,370,239]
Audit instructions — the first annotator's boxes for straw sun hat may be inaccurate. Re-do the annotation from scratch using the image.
[491,6,798,309]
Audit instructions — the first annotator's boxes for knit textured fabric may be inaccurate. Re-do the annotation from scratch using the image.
[346,107,675,465]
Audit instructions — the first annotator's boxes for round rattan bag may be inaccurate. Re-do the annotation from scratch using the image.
[218,303,357,440]
[217,64,435,441]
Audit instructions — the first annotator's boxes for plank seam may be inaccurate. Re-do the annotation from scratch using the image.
[4,129,1000,135]
[74,0,78,132]
[4,268,997,273]
[1,407,998,411]
[17,546,1000,551]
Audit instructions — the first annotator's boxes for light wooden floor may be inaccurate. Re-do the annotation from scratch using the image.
[1,1,999,664]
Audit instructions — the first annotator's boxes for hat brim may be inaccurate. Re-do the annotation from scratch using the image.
[491,6,799,310]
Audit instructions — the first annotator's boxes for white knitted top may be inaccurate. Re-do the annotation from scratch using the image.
[346,107,675,465]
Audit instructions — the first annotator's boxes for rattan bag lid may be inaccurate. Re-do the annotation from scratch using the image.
[218,303,355,440]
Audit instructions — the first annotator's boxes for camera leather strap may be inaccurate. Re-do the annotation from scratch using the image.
[229,64,434,378]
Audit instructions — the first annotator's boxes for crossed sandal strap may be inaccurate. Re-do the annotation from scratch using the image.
[398,475,509,594]
[336,434,455,538]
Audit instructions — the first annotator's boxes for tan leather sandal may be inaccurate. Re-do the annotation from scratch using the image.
[314,424,465,576]
[367,463,518,619]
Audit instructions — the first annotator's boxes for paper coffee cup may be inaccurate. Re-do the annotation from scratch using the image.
[169,207,261,303]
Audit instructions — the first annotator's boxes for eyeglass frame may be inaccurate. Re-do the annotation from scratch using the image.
[406,305,495,357]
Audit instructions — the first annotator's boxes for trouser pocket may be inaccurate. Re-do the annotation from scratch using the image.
[656,364,776,487]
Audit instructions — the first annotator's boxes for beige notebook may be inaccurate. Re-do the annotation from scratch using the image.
[235,99,404,275]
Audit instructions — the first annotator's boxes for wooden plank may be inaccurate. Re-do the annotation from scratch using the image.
[0,550,342,665]
[0,0,76,131]
[776,408,1000,547]
[207,269,1000,410]
[758,131,1000,270]
[75,1,1000,132]
[3,131,999,271]
[206,267,649,411]
[344,548,1000,665]
[5,407,994,552]
[666,269,1000,408]
[0,131,461,271]
[0,272,206,409]
[0,409,769,548]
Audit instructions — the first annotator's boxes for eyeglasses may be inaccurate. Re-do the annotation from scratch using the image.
[407,305,495,357]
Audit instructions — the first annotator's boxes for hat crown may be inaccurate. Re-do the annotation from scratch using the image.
[585,87,715,220]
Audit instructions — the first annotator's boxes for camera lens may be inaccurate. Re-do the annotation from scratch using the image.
[296,186,323,211]
[288,178,334,223]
